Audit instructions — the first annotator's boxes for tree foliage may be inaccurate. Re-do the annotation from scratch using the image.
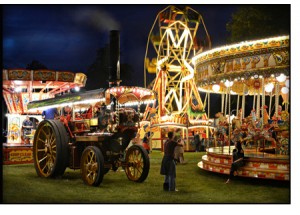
[226,5,290,43]
[86,45,133,90]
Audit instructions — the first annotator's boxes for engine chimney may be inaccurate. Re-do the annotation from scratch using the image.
[108,30,121,87]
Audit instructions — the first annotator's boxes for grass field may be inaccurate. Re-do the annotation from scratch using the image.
[2,151,290,204]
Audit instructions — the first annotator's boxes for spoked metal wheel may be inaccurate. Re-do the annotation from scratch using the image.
[33,120,69,178]
[125,144,150,182]
[80,146,105,186]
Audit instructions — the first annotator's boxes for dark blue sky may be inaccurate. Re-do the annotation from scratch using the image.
[3,4,238,87]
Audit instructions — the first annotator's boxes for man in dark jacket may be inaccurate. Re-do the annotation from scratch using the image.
[160,131,182,191]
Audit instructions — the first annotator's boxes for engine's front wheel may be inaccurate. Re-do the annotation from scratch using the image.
[125,144,150,182]
[80,146,105,186]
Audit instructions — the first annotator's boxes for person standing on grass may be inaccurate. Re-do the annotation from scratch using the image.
[225,141,245,184]
[160,131,182,192]
[193,131,201,152]
[174,128,185,164]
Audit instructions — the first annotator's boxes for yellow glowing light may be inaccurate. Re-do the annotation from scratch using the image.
[212,84,220,92]
[276,74,287,83]
[281,87,289,94]
[192,35,289,65]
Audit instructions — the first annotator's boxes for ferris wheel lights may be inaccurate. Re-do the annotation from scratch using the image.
[276,74,286,82]
[281,87,289,94]
[212,84,220,92]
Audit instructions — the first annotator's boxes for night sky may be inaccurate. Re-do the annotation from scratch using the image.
[3,4,239,87]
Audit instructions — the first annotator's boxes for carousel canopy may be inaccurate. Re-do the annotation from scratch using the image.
[27,86,157,111]
[193,35,290,95]
[106,86,157,104]
[2,69,87,114]
[27,89,105,111]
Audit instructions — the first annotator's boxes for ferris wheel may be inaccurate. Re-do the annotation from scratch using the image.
[144,5,211,120]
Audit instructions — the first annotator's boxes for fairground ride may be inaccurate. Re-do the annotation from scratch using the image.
[140,5,212,150]
[194,35,290,180]
[2,69,86,145]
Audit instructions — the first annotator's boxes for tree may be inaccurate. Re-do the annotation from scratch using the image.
[226,5,290,43]
[86,45,110,90]
[86,45,134,90]
[26,60,48,70]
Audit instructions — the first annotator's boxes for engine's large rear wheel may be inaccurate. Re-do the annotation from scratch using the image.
[33,120,69,178]
[80,146,105,186]
[125,144,150,182]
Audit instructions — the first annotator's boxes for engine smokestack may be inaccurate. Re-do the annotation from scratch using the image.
[108,30,121,87]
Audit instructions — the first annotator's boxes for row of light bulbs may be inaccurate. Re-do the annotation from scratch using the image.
[211,74,289,94]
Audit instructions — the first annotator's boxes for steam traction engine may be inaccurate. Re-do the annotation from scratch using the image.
[27,30,156,186]
[28,87,156,186]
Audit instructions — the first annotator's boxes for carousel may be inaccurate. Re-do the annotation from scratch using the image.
[193,35,290,180]
[2,69,86,164]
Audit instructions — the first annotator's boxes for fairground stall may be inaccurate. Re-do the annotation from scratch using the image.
[140,5,214,151]
[193,35,290,180]
[2,69,86,164]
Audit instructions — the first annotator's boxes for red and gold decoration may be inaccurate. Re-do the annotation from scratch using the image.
[3,69,87,164]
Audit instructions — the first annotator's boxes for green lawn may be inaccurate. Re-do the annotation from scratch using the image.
[2,151,290,203]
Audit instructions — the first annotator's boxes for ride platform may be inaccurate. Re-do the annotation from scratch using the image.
[198,146,289,181]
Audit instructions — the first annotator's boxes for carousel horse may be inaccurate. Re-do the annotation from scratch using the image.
[260,124,277,148]
[261,105,269,125]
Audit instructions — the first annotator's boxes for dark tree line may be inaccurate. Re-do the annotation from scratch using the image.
[226,5,290,43]
[85,45,133,90]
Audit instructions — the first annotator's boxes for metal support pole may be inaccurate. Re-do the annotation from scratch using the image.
[269,92,272,117]
[261,78,265,129]
[225,90,228,116]
[275,82,280,117]
[221,93,225,113]
[228,87,231,154]
[208,92,210,119]
[256,90,260,120]
[242,84,246,119]
[236,94,240,117]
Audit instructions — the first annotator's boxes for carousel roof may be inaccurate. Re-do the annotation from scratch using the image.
[106,86,157,104]
[27,89,105,111]
[27,86,157,111]
[193,35,290,95]
[2,69,87,114]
